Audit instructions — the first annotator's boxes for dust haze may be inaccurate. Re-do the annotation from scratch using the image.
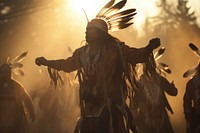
[0,0,200,133]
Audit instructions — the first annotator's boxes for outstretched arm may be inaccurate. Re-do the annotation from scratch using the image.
[35,48,81,73]
[124,37,161,64]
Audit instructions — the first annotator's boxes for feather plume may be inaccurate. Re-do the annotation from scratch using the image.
[11,51,28,64]
[110,22,133,30]
[160,69,167,77]
[94,0,136,31]
[183,65,198,78]
[11,62,23,69]
[162,67,172,74]
[106,9,136,20]
[189,43,200,57]
[101,0,127,17]
[157,62,169,68]
[154,47,165,61]
[13,69,25,77]
[5,57,10,64]
[82,8,89,22]
[107,13,135,23]
[96,0,115,17]
[109,17,133,25]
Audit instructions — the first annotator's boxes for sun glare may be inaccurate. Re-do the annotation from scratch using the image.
[68,0,104,21]
[67,0,159,36]
[128,0,159,32]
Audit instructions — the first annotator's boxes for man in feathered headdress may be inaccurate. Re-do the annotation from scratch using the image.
[131,47,177,133]
[183,43,200,133]
[0,52,35,133]
[35,0,161,133]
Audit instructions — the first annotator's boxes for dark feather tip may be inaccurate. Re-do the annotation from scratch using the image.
[158,47,165,54]
[189,43,198,51]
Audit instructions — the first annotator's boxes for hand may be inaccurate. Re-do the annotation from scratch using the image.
[170,80,175,86]
[148,37,161,50]
[35,57,47,66]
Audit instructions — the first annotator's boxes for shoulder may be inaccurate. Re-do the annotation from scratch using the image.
[12,80,23,87]
[117,41,129,48]
[186,78,194,88]
[107,41,130,52]
[184,77,196,93]
[12,80,24,91]
[70,46,87,58]
[74,46,86,53]
[118,42,139,53]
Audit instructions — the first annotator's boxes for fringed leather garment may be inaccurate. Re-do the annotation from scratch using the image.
[133,73,177,133]
[45,41,153,133]
[0,80,34,133]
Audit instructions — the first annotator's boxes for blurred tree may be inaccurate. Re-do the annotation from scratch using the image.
[143,0,200,39]
[176,0,196,24]
[143,0,178,42]
[175,0,200,34]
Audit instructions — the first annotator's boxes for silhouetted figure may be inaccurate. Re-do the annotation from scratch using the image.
[35,72,78,133]
[183,43,200,133]
[35,0,161,132]
[0,52,35,133]
[132,48,177,133]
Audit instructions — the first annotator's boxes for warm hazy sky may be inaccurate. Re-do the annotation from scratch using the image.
[68,0,200,32]
[0,1,199,133]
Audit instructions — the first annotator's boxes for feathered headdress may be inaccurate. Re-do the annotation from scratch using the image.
[144,47,171,77]
[183,43,200,78]
[154,47,171,75]
[87,0,137,32]
[0,51,28,77]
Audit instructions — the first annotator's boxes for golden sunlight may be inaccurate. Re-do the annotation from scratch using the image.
[127,0,159,32]
[68,0,105,21]
[67,0,159,33]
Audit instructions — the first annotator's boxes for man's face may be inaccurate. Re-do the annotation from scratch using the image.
[85,26,100,43]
